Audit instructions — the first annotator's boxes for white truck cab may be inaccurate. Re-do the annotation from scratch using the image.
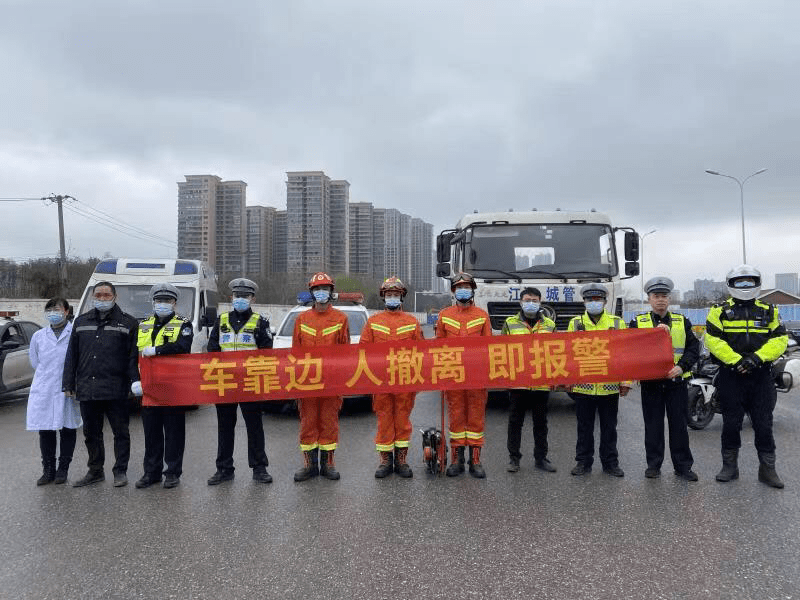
[436,210,640,331]
[77,258,219,353]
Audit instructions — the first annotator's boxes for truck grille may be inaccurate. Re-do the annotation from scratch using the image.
[487,302,587,331]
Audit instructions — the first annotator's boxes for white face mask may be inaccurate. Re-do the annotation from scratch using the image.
[521,302,540,316]
[313,290,331,304]
[93,299,114,312]
[454,288,473,302]
[45,311,66,326]
[153,302,174,318]
[585,301,605,315]
[232,297,251,312]
[385,296,402,309]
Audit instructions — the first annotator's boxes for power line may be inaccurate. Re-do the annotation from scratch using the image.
[63,204,176,249]
[72,198,177,245]
[0,197,43,201]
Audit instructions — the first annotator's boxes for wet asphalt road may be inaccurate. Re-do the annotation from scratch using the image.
[1,384,799,600]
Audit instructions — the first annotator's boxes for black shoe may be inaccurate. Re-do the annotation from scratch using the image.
[645,468,661,479]
[507,458,520,473]
[253,469,273,484]
[207,470,234,485]
[37,463,56,486]
[113,473,128,487]
[73,470,105,487]
[375,451,394,479]
[570,463,591,476]
[294,450,320,482]
[163,474,180,489]
[675,470,699,482]
[535,458,557,473]
[319,450,340,480]
[716,449,739,483]
[135,474,162,489]
[757,452,784,489]
[603,466,625,477]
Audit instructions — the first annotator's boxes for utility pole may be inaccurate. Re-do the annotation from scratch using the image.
[43,194,75,295]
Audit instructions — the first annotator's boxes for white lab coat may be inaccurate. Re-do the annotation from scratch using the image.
[26,322,82,431]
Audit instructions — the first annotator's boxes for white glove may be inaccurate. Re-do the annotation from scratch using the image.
[142,346,157,357]
[131,381,143,396]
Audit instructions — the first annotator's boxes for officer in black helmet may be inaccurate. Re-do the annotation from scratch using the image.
[206,278,274,485]
[133,283,193,489]
[629,276,699,481]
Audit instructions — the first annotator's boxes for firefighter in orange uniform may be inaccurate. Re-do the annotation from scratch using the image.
[292,273,350,482]
[435,272,493,478]
[360,277,423,479]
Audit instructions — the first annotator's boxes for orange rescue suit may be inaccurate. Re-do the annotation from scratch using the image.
[292,305,350,451]
[360,309,423,452]
[435,304,492,447]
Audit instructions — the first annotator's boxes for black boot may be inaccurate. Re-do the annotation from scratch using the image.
[294,450,319,482]
[394,447,413,478]
[54,457,71,485]
[375,451,393,479]
[757,452,784,489]
[715,448,739,482]
[320,449,340,480]
[37,459,56,486]
[468,447,486,479]
[446,446,465,477]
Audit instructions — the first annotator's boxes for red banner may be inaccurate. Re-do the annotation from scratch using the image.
[139,328,674,406]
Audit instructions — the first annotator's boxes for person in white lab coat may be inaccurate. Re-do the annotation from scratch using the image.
[27,298,82,485]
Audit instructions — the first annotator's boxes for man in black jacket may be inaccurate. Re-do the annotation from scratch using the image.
[63,281,139,487]
[629,276,699,481]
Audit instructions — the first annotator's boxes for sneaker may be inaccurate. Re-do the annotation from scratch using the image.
[603,466,625,477]
[73,470,105,487]
[570,463,591,476]
[163,474,181,489]
[207,470,235,485]
[113,473,128,487]
[507,458,520,473]
[645,468,661,479]
[675,469,699,482]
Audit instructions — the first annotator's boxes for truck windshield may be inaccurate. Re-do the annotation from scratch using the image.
[79,285,196,321]
[463,223,617,278]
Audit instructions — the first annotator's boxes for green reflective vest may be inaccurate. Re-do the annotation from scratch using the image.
[567,312,628,396]
[501,312,556,391]
[137,315,184,351]
[219,312,260,352]
[635,312,691,379]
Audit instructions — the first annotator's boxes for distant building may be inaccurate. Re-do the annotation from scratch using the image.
[272,210,287,275]
[409,218,433,291]
[286,171,330,274]
[759,289,800,306]
[349,202,374,278]
[329,180,350,275]
[177,175,245,274]
[245,206,276,279]
[775,273,799,296]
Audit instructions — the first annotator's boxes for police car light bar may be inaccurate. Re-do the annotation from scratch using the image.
[0,310,20,318]
[336,292,365,304]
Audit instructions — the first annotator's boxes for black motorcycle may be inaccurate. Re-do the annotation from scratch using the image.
[687,339,800,430]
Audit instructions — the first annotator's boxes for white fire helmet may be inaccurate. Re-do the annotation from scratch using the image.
[725,264,762,301]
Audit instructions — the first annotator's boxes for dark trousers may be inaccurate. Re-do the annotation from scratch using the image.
[507,389,550,461]
[79,400,130,475]
[573,393,620,469]
[141,406,186,477]
[640,380,694,472]
[39,428,77,465]
[215,403,268,472]
[717,367,777,454]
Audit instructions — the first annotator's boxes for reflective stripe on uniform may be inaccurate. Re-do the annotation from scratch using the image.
[396,324,417,335]
[318,442,337,451]
[322,324,343,336]
[448,430,467,439]
[300,323,317,336]
[465,430,484,440]
[219,312,260,351]
[635,312,690,378]
[376,442,395,452]
[370,323,391,334]
[441,316,461,329]
[137,315,184,350]
[466,317,486,329]
[300,442,319,451]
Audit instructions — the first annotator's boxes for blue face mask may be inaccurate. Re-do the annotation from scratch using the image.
[313,290,331,304]
[385,297,402,309]
[521,302,540,316]
[232,297,251,312]
[586,301,605,315]
[454,288,473,302]
[94,299,114,312]
[154,302,174,318]
[45,311,66,326]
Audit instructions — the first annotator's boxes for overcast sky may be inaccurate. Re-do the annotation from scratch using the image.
[1,0,798,296]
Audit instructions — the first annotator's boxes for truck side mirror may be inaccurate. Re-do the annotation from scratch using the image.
[625,261,640,277]
[436,233,454,263]
[624,232,639,261]
[201,306,217,328]
[436,263,452,278]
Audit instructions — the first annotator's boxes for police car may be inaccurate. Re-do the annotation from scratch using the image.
[0,311,41,395]
[268,292,370,412]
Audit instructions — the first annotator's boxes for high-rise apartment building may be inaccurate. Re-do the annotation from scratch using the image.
[215,180,246,275]
[245,205,276,279]
[272,210,287,275]
[409,218,433,291]
[349,202,374,278]
[373,208,403,282]
[286,171,330,274]
[776,273,799,295]
[329,180,350,275]
[177,175,218,266]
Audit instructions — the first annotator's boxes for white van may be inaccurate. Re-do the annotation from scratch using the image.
[77,258,219,353]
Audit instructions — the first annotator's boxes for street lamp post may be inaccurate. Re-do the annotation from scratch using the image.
[705,168,767,264]
[639,228,657,303]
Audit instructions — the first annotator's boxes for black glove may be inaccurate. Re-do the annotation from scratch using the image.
[736,354,760,374]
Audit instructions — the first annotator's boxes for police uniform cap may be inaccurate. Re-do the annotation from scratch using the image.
[150,283,179,301]
[580,282,608,299]
[229,278,258,294]
[644,276,674,295]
